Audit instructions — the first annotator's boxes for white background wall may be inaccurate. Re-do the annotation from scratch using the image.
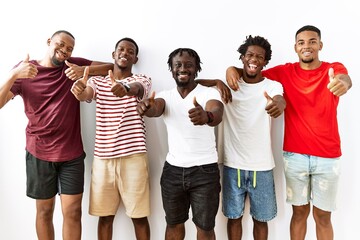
[0,0,359,239]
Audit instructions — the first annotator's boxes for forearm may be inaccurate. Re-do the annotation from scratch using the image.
[89,62,114,76]
[0,72,17,109]
[195,79,218,87]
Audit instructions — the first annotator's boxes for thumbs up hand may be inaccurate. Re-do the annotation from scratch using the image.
[12,54,38,79]
[137,91,156,116]
[327,67,350,96]
[109,70,129,98]
[188,97,207,125]
[71,66,89,96]
[264,91,285,118]
[65,60,85,81]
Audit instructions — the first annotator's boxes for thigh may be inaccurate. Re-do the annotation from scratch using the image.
[58,152,85,195]
[283,151,311,205]
[311,156,340,212]
[89,157,120,216]
[120,153,150,218]
[190,163,220,231]
[161,161,190,226]
[26,151,57,199]
[222,166,246,219]
[248,170,277,222]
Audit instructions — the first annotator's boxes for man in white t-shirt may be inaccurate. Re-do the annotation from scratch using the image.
[136,48,224,240]
[223,35,285,240]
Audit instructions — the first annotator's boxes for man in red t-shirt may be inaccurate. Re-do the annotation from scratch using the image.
[226,25,352,240]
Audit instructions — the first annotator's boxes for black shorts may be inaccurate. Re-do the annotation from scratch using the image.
[26,151,85,199]
[160,161,221,231]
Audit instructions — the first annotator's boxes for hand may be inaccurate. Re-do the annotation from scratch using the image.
[327,68,350,96]
[65,60,85,81]
[264,91,285,118]
[188,97,207,125]
[71,66,89,96]
[109,70,128,98]
[226,66,241,91]
[137,91,155,116]
[215,80,232,103]
[12,54,38,79]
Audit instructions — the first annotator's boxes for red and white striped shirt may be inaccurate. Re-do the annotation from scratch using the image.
[88,74,151,159]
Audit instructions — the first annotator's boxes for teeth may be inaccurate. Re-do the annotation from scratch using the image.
[249,64,257,70]
[120,57,127,61]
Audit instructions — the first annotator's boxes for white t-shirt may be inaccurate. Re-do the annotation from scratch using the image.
[158,84,222,168]
[223,78,283,170]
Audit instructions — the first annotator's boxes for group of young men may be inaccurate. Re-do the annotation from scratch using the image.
[0,25,352,240]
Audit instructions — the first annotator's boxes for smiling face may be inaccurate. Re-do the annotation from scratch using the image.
[241,45,267,82]
[171,51,197,87]
[295,30,323,66]
[113,40,138,70]
[47,32,75,66]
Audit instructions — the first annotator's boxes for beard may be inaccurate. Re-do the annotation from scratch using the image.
[51,56,64,66]
[175,78,189,87]
[244,71,257,79]
[301,57,314,64]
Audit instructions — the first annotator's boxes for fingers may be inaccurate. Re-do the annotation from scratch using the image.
[264,91,273,106]
[65,60,73,67]
[328,68,335,81]
[193,97,200,107]
[81,67,89,84]
[108,70,115,85]
[24,54,30,63]
[149,91,156,101]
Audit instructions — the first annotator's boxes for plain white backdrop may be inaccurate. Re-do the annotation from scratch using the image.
[0,0,359,239]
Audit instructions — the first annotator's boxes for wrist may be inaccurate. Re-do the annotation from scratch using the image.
[206,111,214,124]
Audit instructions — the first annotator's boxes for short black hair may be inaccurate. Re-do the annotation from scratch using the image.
[237,35,272,66]
[115,37,139,56]
[51,30,75,40]
[295,25,321,39]
[167,48,202,77]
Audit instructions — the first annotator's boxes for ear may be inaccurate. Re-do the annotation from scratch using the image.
[240,55,245,64]
[319,41,323,51]
[133,56,139,64]
[47,38,51,46]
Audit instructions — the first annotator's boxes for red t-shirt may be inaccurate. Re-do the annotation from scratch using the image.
[263,62,348,158]
[11,57,92,162]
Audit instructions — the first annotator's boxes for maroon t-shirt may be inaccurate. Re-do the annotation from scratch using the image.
[11,57,92,162]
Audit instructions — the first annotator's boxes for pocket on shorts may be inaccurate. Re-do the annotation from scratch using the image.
[283,151,295,158]
[200,163,219,174]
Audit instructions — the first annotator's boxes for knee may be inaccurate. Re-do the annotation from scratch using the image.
[99,216,115,226]
[132,217,149,227]
[313,208,332,227]
[292,205,311,221]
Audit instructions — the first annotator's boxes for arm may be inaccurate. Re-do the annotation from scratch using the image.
[0,55,38,109]
[136,91,165,117]
[65,60,114,81]
[195,79,232,103]
[226,66,243,91]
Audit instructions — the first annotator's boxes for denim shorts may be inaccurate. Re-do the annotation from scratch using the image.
[160,161,221,231]
[222,166,277,222]
[283,151,340,211]
[26,151,85,199]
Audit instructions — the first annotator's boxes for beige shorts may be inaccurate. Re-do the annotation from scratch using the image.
[89,152,150,218]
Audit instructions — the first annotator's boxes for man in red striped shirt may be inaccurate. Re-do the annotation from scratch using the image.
[71,37,151,240]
